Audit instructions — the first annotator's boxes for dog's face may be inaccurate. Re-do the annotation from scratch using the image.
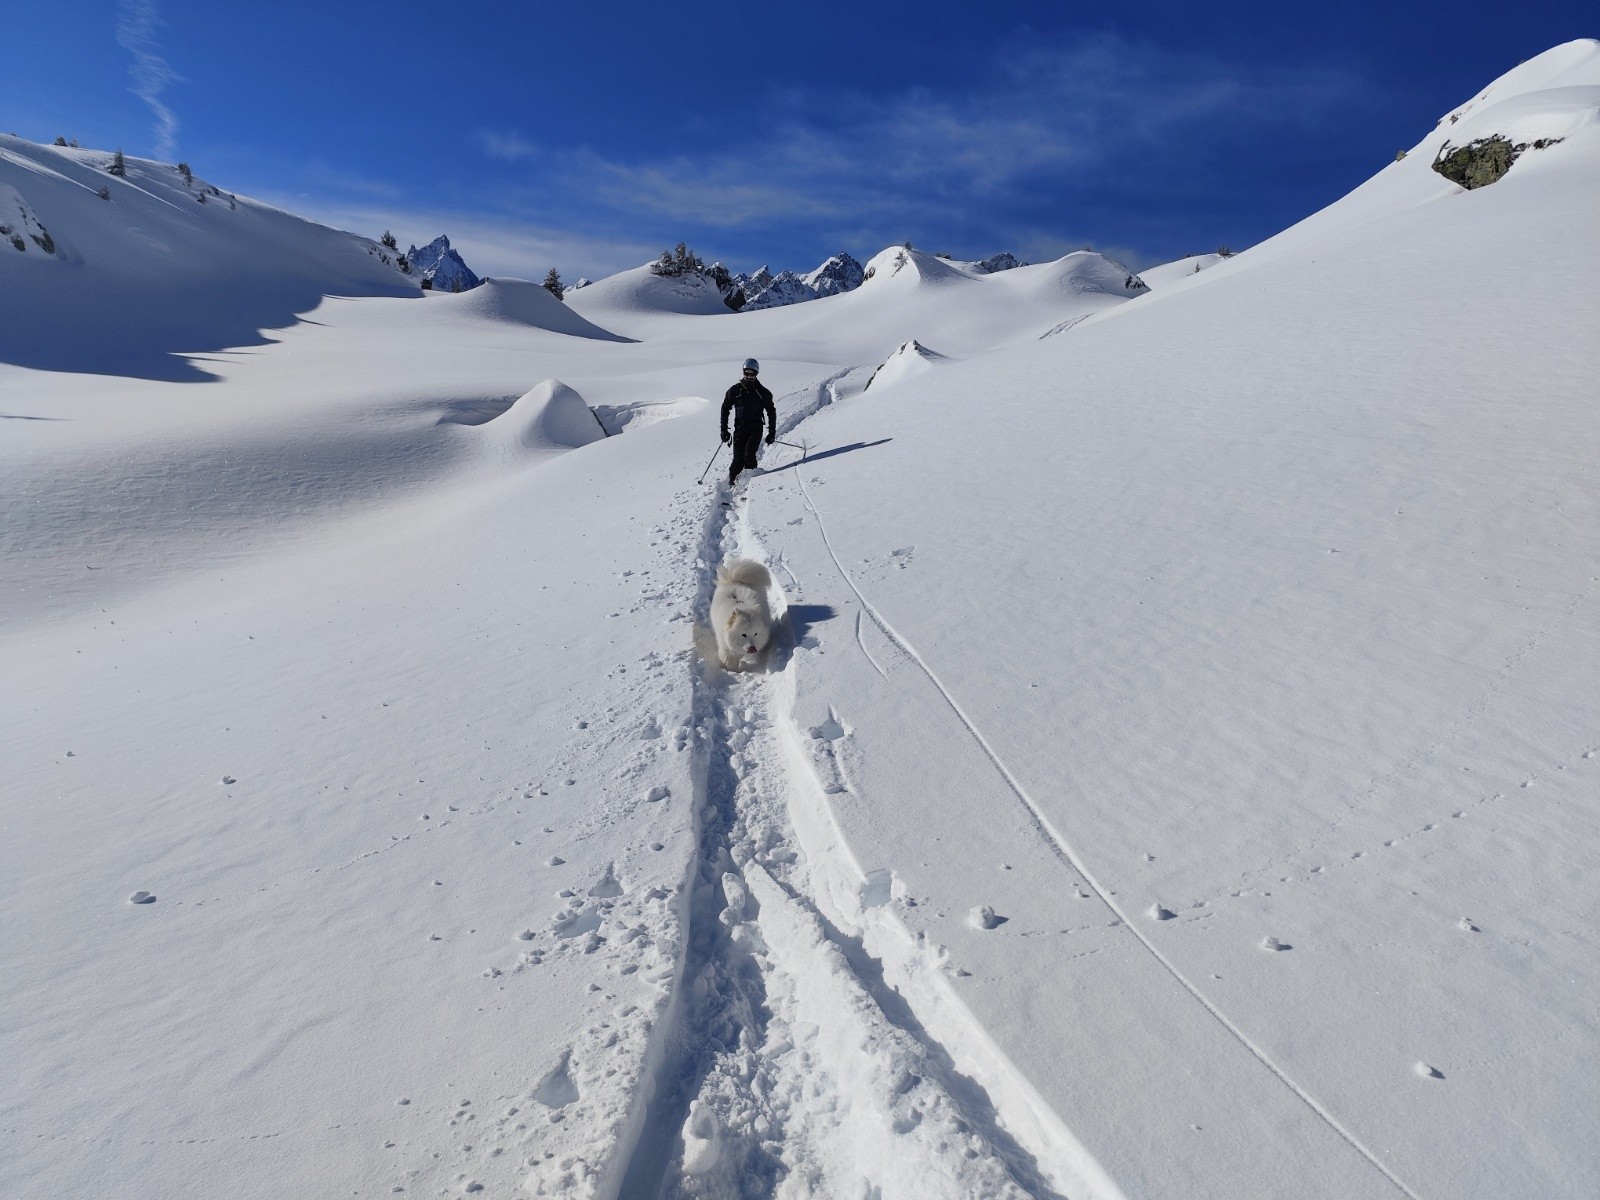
[726,610,769,661]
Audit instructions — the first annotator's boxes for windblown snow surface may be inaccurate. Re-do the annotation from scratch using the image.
[4,41,1599,1200]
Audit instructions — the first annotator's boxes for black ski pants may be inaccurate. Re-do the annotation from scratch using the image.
[729,422,763,483]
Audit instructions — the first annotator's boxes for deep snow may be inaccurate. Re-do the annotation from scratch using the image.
[3,40,1599,1200]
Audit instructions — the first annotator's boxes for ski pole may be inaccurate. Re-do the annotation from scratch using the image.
[697,441,725,485]
[773,438,806,465]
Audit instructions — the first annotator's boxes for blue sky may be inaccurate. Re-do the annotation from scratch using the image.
[3,2,1591,279]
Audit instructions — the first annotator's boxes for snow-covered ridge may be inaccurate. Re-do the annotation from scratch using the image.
[0,135,418,378]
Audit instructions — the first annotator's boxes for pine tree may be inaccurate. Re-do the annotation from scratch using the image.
[381,230,398,250]
[53,136,68,147]
[108,149,126,177]
[177,162,193,185]
[542,267,565,300]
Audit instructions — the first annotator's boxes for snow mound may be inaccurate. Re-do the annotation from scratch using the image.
[442,277,631,341]
[865,339,952,392]
[566,262,731,319]
[476,378,606,459]
[999,250,1143,304]
[860,245,972,289]
[592,396,709,436]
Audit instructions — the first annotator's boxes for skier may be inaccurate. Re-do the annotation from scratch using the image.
[720,358,776,487]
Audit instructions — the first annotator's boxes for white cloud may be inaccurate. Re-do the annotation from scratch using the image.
[253,192,659,281]
[472,31,1366,240]
[115,0,180,161]
[475,130,541,163]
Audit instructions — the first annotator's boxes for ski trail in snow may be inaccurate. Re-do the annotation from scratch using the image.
[788,431,1426,1200]
[625,382,1074,1198]
[853,595,889,678]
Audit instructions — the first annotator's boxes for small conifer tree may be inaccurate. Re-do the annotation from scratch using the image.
[53,136,68,147]
[108,149,127,177]
[543,267,565,300]
[177,162,193,185]
[381,230,398,250]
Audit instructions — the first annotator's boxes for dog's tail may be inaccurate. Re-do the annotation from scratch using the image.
[716,557,772,592]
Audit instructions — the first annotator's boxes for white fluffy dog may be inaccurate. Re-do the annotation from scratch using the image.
[706,558,774,671]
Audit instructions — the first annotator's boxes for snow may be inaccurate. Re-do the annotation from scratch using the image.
[410,234,484,292]
[864,338,951,392]
[4,40,1599,1200]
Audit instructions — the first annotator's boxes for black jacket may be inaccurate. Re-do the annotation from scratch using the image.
[721,379,775,438]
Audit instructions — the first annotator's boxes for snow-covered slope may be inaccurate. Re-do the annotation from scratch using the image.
[0,136,417,378]
[565,262,732,332]
[1138,252,1225,288]
[4,39,1599,1200]
[864,338,951,392]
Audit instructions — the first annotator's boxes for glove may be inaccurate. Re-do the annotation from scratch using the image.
[765,433,775,445]
[721,431,730,444]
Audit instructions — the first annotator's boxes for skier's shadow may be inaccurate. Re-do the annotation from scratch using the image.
[764,438,891,475]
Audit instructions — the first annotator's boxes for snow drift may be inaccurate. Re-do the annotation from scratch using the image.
[441,277,632,341]
[475,378,607,460]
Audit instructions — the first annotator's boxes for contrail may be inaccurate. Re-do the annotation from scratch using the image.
[115,0,180,160]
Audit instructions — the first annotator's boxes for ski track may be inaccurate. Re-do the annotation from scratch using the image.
[786,384,1425,1200]
[618,376,1075,1200]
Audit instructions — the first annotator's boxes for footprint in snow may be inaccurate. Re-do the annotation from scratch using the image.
[128,891,156,904]
[812,713,850,741]
[588,864,624,899]
[1149,904,1176,921]
[1414,1062,1445,1079]
[646,785,669,802]
[533,1052,580,1109]
[1261,936,1292,951]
